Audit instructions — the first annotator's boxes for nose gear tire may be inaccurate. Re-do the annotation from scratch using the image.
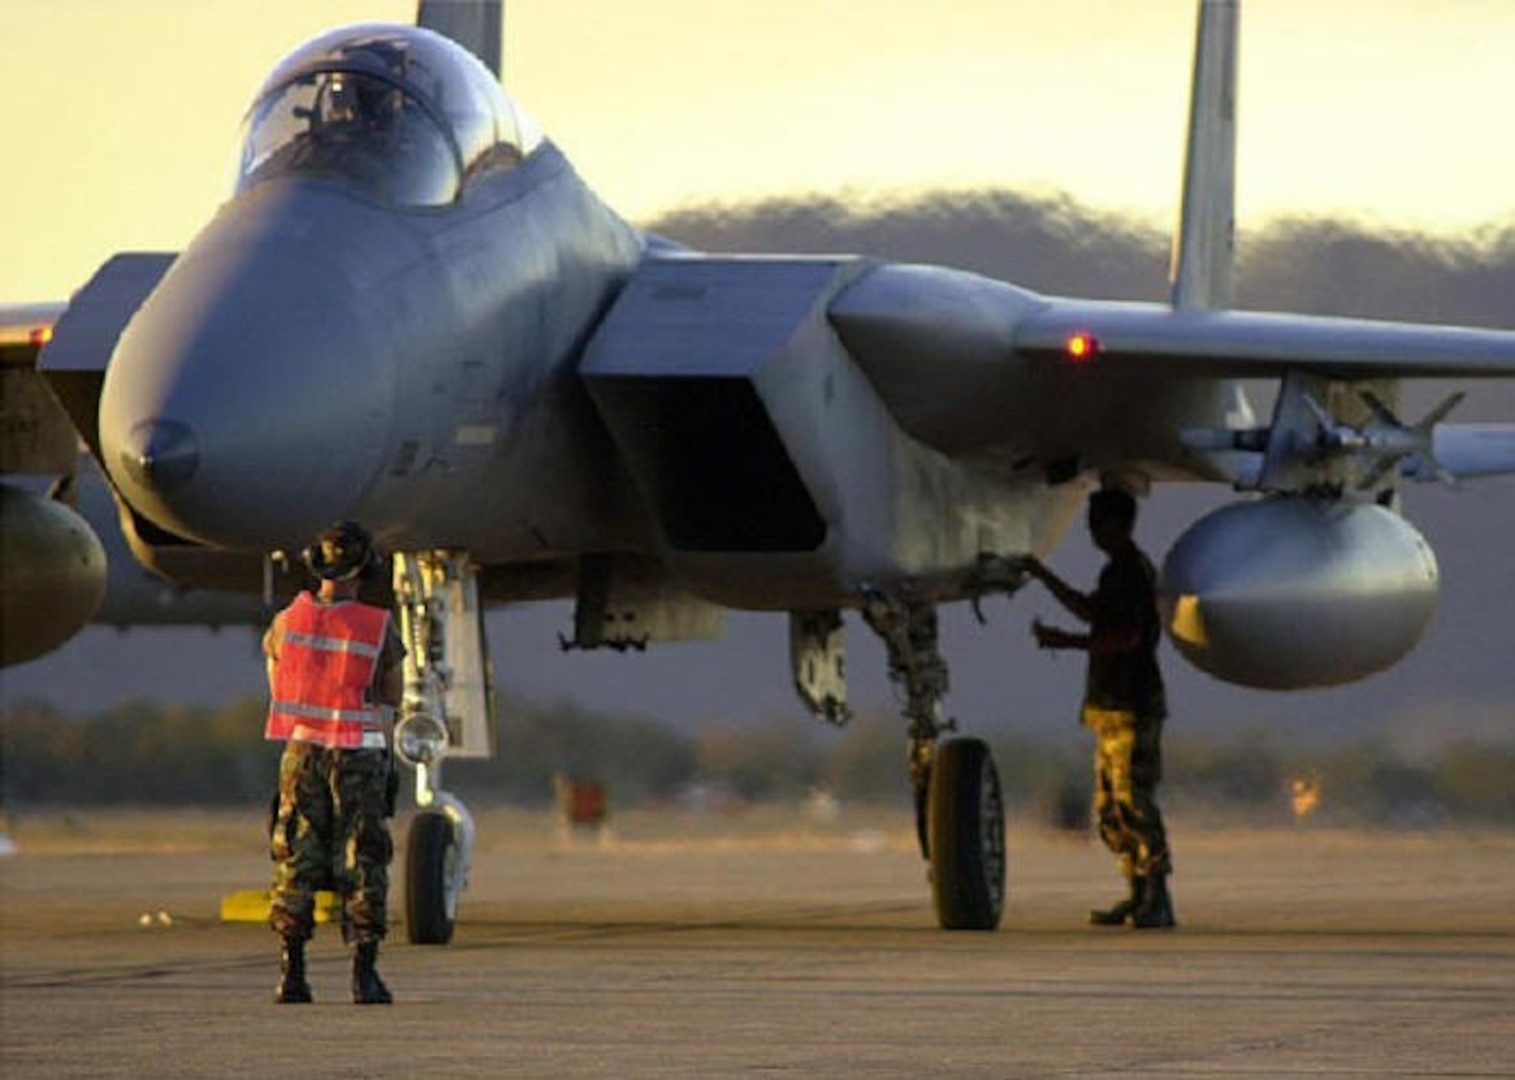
[405,810,458,944]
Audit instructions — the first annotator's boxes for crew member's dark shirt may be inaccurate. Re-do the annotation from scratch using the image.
[1085,544,1167,719]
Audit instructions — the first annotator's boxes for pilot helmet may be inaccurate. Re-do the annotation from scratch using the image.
[320,74,363,125]
[303,520,382,582]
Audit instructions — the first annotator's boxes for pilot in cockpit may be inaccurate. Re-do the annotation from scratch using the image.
[238,26,527,208]
[315,75,401,137]
[290,73,414,197]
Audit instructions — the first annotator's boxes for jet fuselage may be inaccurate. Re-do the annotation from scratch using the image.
[100,24,650,567]
[103,141,647,560]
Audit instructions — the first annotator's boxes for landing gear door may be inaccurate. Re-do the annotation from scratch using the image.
[790,609,850,725]
[395,552,495,760]
[437,564,494,759]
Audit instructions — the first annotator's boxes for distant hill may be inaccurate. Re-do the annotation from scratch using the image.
[650,188,1515,327]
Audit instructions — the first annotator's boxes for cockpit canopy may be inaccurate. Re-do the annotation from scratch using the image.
[234,24,541,207]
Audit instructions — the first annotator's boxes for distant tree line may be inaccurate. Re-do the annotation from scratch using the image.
[3,697,1512,825]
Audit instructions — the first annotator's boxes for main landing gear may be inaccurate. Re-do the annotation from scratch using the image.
[862,594,1006,930]
[793,596,1006,930]
[391,552,493,945]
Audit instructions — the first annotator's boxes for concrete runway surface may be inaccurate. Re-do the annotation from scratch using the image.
[2,807,1512,1078]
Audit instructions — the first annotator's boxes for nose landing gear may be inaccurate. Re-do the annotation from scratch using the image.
[392,551,493,945]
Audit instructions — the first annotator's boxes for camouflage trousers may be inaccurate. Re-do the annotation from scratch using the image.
[1083,707,1171,879]
[269,742,393,944]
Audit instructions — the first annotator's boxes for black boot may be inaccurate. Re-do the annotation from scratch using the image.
[352,941,392,1005]
[275,938,312,1003]
[1088,874,1142,926]
[1131,873,1177,929]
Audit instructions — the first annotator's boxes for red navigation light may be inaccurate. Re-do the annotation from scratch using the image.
[1064,330,1100,363]
[29,325,53,348]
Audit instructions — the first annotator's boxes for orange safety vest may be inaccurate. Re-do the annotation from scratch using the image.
[265,592,393,749]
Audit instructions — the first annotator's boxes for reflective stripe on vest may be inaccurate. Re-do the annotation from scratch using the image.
[265,592,391,749]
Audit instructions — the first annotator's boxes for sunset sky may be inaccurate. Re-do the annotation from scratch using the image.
[3,0,1511,304]
[3,2,1511,731]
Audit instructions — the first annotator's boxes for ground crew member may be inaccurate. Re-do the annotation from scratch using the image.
[264,521,405,1002]
[1018,489,1175,929]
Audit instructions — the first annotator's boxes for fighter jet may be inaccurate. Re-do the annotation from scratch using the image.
[3,0,1514,941]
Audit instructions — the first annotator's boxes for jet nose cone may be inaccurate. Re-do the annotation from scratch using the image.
[98,189,400,549]
[119,419,200,491]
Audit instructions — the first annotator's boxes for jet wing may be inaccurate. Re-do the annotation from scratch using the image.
[1013,298,1515,380]
[829,263,1515,485]
[0,302,66,369]
[1,302,72,476]
[1014,299,1515,485]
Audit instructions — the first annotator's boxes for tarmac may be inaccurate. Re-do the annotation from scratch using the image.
[2,806,1513,1078]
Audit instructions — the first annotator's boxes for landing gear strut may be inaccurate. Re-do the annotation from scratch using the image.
[862,593,1006,930]
[392,552,492,945]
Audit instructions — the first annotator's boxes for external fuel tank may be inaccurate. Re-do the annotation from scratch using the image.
[1160,496,1440,690]
[0,485,107,666]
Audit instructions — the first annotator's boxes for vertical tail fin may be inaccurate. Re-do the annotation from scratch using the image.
[1169,0,1240,312]
[418,0,504,80]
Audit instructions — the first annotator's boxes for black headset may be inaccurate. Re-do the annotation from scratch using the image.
[300,521,382,582]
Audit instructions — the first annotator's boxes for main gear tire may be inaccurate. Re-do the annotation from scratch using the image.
[927,737,1006,931]
[405,810,458,945]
